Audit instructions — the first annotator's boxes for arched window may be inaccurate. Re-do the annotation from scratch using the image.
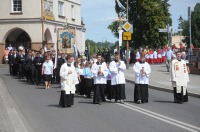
[12,0,22,12]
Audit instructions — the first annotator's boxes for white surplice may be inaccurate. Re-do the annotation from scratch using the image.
[109,60,126,85]
[170,59,189,95]
[133,62,151,84]
[91,62,108,84]
[60,63,78,94]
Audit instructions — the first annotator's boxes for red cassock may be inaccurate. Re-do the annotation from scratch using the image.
[162,48,166,63]
[149,50,154,64]
[157,50,162,63]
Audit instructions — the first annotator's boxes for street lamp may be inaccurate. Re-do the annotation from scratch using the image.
[88,42,90,61]
[102,37,107,50]
[63,18,68,29]
[178,16,183,43]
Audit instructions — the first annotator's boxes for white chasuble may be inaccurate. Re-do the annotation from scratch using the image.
[60,63,78,94]
[170,59,189,95]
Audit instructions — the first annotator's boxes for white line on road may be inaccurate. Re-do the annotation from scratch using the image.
[117,103,200,132]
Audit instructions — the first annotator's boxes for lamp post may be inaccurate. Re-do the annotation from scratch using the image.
[126,0,130,68]
[88,42,90,61]
[102,37,107,50]
[63,18,68,29]
[178,16,183,43]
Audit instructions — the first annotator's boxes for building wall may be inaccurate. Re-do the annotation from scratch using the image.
[0,0,41,19]
[0,22,42,44]
[0,0,85,63]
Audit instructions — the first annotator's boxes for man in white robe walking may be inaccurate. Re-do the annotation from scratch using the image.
[133,54,151,104]
[109,52,126,103]
[59,55,78,108]
[170,51,189,104]
[91,54,108,105]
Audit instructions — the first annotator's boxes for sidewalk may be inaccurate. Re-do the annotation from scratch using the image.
[0,78,33,132]
[125,64,200,98]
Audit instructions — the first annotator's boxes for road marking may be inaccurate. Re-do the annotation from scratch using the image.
[117,103,200,132]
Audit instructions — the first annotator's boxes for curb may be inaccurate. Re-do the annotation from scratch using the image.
[125,79,200,99]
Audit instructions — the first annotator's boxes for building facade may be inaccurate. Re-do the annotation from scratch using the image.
[0,0,85,62]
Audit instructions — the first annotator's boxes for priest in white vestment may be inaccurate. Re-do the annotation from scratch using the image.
[108,52,126,103]
[170,51,189,104]
[133,54,151,104]
[91,54,108,105]
[59,55,78,108]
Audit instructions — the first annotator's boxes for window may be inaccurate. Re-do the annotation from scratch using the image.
[71,5,75,20]
[12,0,22,12]
[58,1,64,16]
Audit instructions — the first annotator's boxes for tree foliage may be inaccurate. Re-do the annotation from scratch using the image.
[108,0,172,49]
[85,39,115,55]
[182,3,200,48]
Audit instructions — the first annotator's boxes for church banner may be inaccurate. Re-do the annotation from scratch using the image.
[43,0,55,20]
[57,29,75,54]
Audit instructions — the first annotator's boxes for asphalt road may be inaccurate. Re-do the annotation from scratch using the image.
[1,66,200,132]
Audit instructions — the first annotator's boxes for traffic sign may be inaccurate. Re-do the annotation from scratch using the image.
[159,28,168,32]
[123,32,132,41]
[122,22,132,32]
[177,29,183,31]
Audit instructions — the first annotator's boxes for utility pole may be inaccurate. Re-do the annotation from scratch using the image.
[126,0,129,68]
[188,7,192,62]
[41,0,44,47]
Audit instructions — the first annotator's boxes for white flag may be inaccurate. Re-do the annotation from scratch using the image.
[116,0,126,10]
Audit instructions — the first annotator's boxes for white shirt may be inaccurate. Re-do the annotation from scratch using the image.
[7,46,13,52]
[42,60,53,75]
[153,51,157,59]
[136,51,140,59]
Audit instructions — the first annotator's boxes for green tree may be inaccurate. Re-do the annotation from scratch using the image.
[108,0,172,49]
[181,3,200,48]
[191,3,200,47]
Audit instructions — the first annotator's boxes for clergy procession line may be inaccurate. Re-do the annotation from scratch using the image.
[7,45,190,108]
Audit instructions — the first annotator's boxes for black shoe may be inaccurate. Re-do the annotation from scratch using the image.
[98,101,102,105]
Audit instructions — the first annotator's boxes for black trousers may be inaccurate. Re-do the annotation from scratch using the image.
[93,84,106,104]
[18,63,24,78]
[26,67,32,82]
[9,62,12,75]
[79,75,85,95]
[107,84,126,100]
[134,84,149,103]
[84,78,93,98]
[173,87,188,103]
[35,68,42,85]
[12,64,18,76]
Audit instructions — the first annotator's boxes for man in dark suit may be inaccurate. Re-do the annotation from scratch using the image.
[34,52,43,85]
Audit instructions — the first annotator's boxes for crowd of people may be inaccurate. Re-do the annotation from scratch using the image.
[6,44,190,108]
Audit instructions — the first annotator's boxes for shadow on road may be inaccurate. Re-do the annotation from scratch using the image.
[153,100,174,103]
[125,100,135,104]
[47,104,60,108]
[78,101,93,104]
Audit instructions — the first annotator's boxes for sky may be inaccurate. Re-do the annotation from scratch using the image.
[81,0,199,43]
